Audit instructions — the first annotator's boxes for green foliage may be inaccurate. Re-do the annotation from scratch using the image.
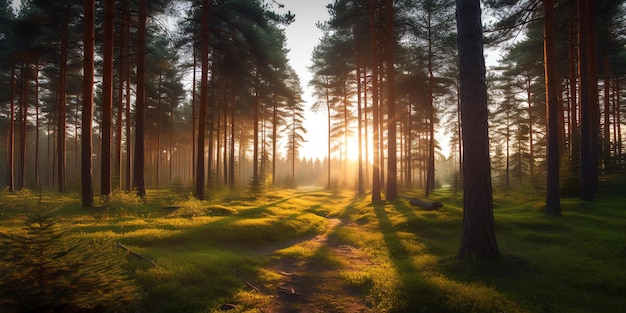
[0,207,138,312]
[95,189,147,213]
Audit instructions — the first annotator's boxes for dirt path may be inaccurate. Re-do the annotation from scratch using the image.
[260,218,375,313]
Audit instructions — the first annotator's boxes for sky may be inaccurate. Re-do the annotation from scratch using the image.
[277,1,502,162]
[278,0,332,161]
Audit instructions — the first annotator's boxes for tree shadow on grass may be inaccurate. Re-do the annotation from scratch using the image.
[374,199,529,312]
[372,201,449,312]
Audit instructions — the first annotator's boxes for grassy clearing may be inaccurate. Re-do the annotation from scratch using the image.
[1,187,625,312]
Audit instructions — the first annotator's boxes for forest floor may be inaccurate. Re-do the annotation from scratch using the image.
[2,185,626,313]
[254,217,375,313]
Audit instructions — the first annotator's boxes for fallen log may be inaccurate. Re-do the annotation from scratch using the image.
[408,198,443,211]
[117,242,158,267]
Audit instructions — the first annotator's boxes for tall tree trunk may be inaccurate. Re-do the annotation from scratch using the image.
[253,71,260,186]
[272,93,277,186]
[170,104,174,185]
[602,54,611,168]
[116,2,125,191]
[133,0,147,198]
[612,76,622,165]
[613,77,621,165]
[364,68,370,188]
[543,0,562,216]
[568,17,578,157]
[124,0,132,191]
[101,0,114,197]
[568,17,578,158]
[385,0,397,200]
[196,0,209,199]
[369,0,381,202]
[587,0,599,193]
[207,71,216,187]
[156,74,162,186]
[578,0,594,201]
[222,87,228,184]
[19,62,27,190]
[455,0,498,260]
[191,43,197,182]
[229,87,236,186]
[81,0,95,207]
[57,22,68,192]
[357,62,364,194]
[35,63,40,188]
[325,81,331,190]
[405,96,412,188]
[456,83,463,193]
[7,66,15,192]
[425,10,435,198]
[526,75,535,175]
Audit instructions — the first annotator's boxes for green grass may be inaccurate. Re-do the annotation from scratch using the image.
[1,187,625,312]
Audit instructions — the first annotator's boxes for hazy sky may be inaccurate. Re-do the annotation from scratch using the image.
[278,0,331,161]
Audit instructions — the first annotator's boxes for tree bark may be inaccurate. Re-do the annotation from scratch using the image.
[191,43,197,182]
[578,0,594,201]
[325,79,331,190]
[35,63,40,187]
[385,0,397,200]
[124,0,132,192]
[369,0,381,202]
[8,66,15,192]
[156,74,162,186]
[587,0,599,193]
[81,0,95,207]
[253,70,260,187]
[425,9,435,198]
[116,12,124,190]
[602,54,611,168]
[455,0,499,260]
[18,62,27,190]
[195,0,209,199]
[133,0,147,198]
[272,93,277,186]
[101,0,114,198]
[229,87,236,186]
[568,17,578,158]
[57,22,68,192]
[543,0,562,216]
[356,61,364,194]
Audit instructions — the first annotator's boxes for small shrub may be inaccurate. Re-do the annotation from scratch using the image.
[0,206,138,312]
[171,196,207,219]
[96,189,147,214]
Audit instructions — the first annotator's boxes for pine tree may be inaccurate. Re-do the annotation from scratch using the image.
[0,207,137,312]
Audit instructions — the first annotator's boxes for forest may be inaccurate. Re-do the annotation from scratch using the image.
[1,0,625,312]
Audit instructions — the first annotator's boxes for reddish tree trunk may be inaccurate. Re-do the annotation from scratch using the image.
[369,0,381,202]
[81,0,95,207]
[124,0,132,191]
[101,0,114,197]
[579,0,594,201]
[133,0,147,198]
[544,0,562,216]
[385,0,397,200]
[7,66,15,192]
[18,62,27,190]
[57,22,68,192]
